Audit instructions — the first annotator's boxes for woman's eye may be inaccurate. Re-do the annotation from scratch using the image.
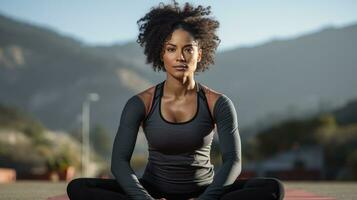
[167,48,175,52]
[185,48,194,53]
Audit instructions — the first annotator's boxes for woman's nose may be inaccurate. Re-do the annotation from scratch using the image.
[176,50,186,61]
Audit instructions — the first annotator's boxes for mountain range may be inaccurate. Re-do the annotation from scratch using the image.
[1,13,356,138]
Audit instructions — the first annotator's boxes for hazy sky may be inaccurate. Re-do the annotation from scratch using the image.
[1,0,356,51]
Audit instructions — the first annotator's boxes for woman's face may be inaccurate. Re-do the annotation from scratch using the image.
[161,28,202,79]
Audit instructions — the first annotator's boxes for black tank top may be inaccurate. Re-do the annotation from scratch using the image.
[141,80,215,194]
[111,80,241,200]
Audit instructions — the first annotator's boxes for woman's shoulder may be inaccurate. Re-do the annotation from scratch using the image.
[199,83,225,115]
[135,85,156,115]
[199,83,223,97]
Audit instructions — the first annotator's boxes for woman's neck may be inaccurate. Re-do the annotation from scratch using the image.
[164,76,196,98]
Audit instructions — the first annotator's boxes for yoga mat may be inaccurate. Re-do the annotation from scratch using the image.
[284,188,337,200]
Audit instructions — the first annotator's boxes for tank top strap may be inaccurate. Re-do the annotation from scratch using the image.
[197,82,206,101]
[144,81,214,125]
[143,81,164,123]
[197,82,215,125]
[156,80,165,98]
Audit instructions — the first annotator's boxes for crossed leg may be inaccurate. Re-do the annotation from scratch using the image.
[65,177,284,200]
[220,177,285,200]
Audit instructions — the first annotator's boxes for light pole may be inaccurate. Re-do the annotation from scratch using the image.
[81,93,99,177]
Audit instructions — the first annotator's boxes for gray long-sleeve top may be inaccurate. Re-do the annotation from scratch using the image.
[111,81,241,200]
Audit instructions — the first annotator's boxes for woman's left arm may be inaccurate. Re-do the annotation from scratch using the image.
[197,94,242,200]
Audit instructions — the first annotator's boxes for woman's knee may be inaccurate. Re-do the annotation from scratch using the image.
[244,177,285,200]
[270,178,285,200]
[244,177,281,187]
[67,178,86,198]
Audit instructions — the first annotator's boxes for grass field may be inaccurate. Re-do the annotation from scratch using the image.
[0,181,356,200]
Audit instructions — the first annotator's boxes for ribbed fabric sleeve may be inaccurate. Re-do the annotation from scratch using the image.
[197,94,242,200]
[111,95,155,200]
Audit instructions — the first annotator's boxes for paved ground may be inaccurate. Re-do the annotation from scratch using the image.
[0,181,356,200]
[284,181,357,200]
[0,181,67,200]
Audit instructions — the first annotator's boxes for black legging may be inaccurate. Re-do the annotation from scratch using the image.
[67,177,284,200]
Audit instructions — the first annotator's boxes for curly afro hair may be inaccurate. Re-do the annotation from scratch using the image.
[136,0,220,73]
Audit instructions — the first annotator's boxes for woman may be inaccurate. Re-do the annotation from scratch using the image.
[67,1,285,200]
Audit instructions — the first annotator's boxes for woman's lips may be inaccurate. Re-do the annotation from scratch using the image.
[174,65,188,71]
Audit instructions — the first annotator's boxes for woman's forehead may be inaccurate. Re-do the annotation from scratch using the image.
[165,41,198,47]
[165,29,198,46]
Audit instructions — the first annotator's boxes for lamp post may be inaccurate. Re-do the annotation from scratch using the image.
[81,93,99,177]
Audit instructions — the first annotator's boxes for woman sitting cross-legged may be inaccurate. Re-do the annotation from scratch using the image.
[66,1,285,200]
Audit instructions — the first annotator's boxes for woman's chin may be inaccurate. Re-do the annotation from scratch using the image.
[171,71,186,78]
[167,69,193,81]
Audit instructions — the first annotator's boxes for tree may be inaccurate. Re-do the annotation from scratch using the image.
[90,124,112,160]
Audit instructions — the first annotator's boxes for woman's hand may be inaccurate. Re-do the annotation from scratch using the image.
[182,71,195,90]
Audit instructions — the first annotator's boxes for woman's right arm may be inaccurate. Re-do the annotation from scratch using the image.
[111,95,155,200]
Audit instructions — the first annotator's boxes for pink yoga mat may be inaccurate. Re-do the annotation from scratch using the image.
[46,194,69,200]
[284,188,336,200]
